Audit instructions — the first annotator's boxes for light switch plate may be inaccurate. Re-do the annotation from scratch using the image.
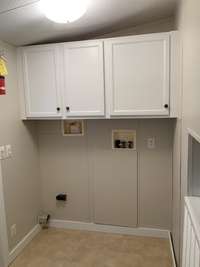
[10,224,17,238]
[5,145,12,158]
[147,137,156,149]
[0,146,6,160]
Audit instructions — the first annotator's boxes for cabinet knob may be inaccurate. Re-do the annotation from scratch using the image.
[57,107,60,112]
[164,104,169,109]
[66,107,70,112]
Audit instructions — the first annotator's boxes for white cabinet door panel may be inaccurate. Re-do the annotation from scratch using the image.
[105,33,170,116]
[22,45,62,118]
[63,41,105,117]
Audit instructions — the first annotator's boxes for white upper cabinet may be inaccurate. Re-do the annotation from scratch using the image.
[63,41,105,117]
[20,45,62,118]
[18,31,179,119]
[104,33,170,116]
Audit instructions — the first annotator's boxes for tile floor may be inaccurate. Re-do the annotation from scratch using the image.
[10,228,173,267]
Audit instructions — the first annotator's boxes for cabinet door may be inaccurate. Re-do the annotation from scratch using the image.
[22,45,62,118]
[63,41,105,117]
[105,33,170,116]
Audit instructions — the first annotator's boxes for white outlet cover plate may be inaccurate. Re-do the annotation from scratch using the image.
[0,146,6,160]
[147,137,156,149]
[5,145,12,158]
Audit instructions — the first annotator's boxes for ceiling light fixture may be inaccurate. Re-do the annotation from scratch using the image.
[39,0,90,24]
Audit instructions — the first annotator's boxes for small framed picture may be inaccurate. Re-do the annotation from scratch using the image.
[112,130,136,150]
[62,120,84,136]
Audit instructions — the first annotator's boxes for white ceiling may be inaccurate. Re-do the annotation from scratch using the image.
[0,0,177,46]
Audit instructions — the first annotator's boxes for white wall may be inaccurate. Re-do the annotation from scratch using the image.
[38,119,173,230]
[0,41,41,251]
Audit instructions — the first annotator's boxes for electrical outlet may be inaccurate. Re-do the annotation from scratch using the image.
[5,144,12,158]
[147,137,156,149]
[10,224,17,238]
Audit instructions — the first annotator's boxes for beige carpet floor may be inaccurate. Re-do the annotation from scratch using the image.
[10,228,173,267]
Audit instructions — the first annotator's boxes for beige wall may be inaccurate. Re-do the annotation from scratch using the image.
[172,119,182,264]
[38,119,173,230]
[178,0,200,197]
[138,120,173,229]
[89,120,138,228]
[0,41,41,251]
[176,0,200,264]
[95,17,176,38]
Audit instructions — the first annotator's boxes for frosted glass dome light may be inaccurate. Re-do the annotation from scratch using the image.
[39,0,90,23]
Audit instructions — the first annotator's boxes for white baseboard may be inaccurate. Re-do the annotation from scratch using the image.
[8,224,41,265]
[168,232,177,267]
[50,219,169,239]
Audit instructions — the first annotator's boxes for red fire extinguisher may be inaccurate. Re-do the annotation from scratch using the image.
[0,76,5,95]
